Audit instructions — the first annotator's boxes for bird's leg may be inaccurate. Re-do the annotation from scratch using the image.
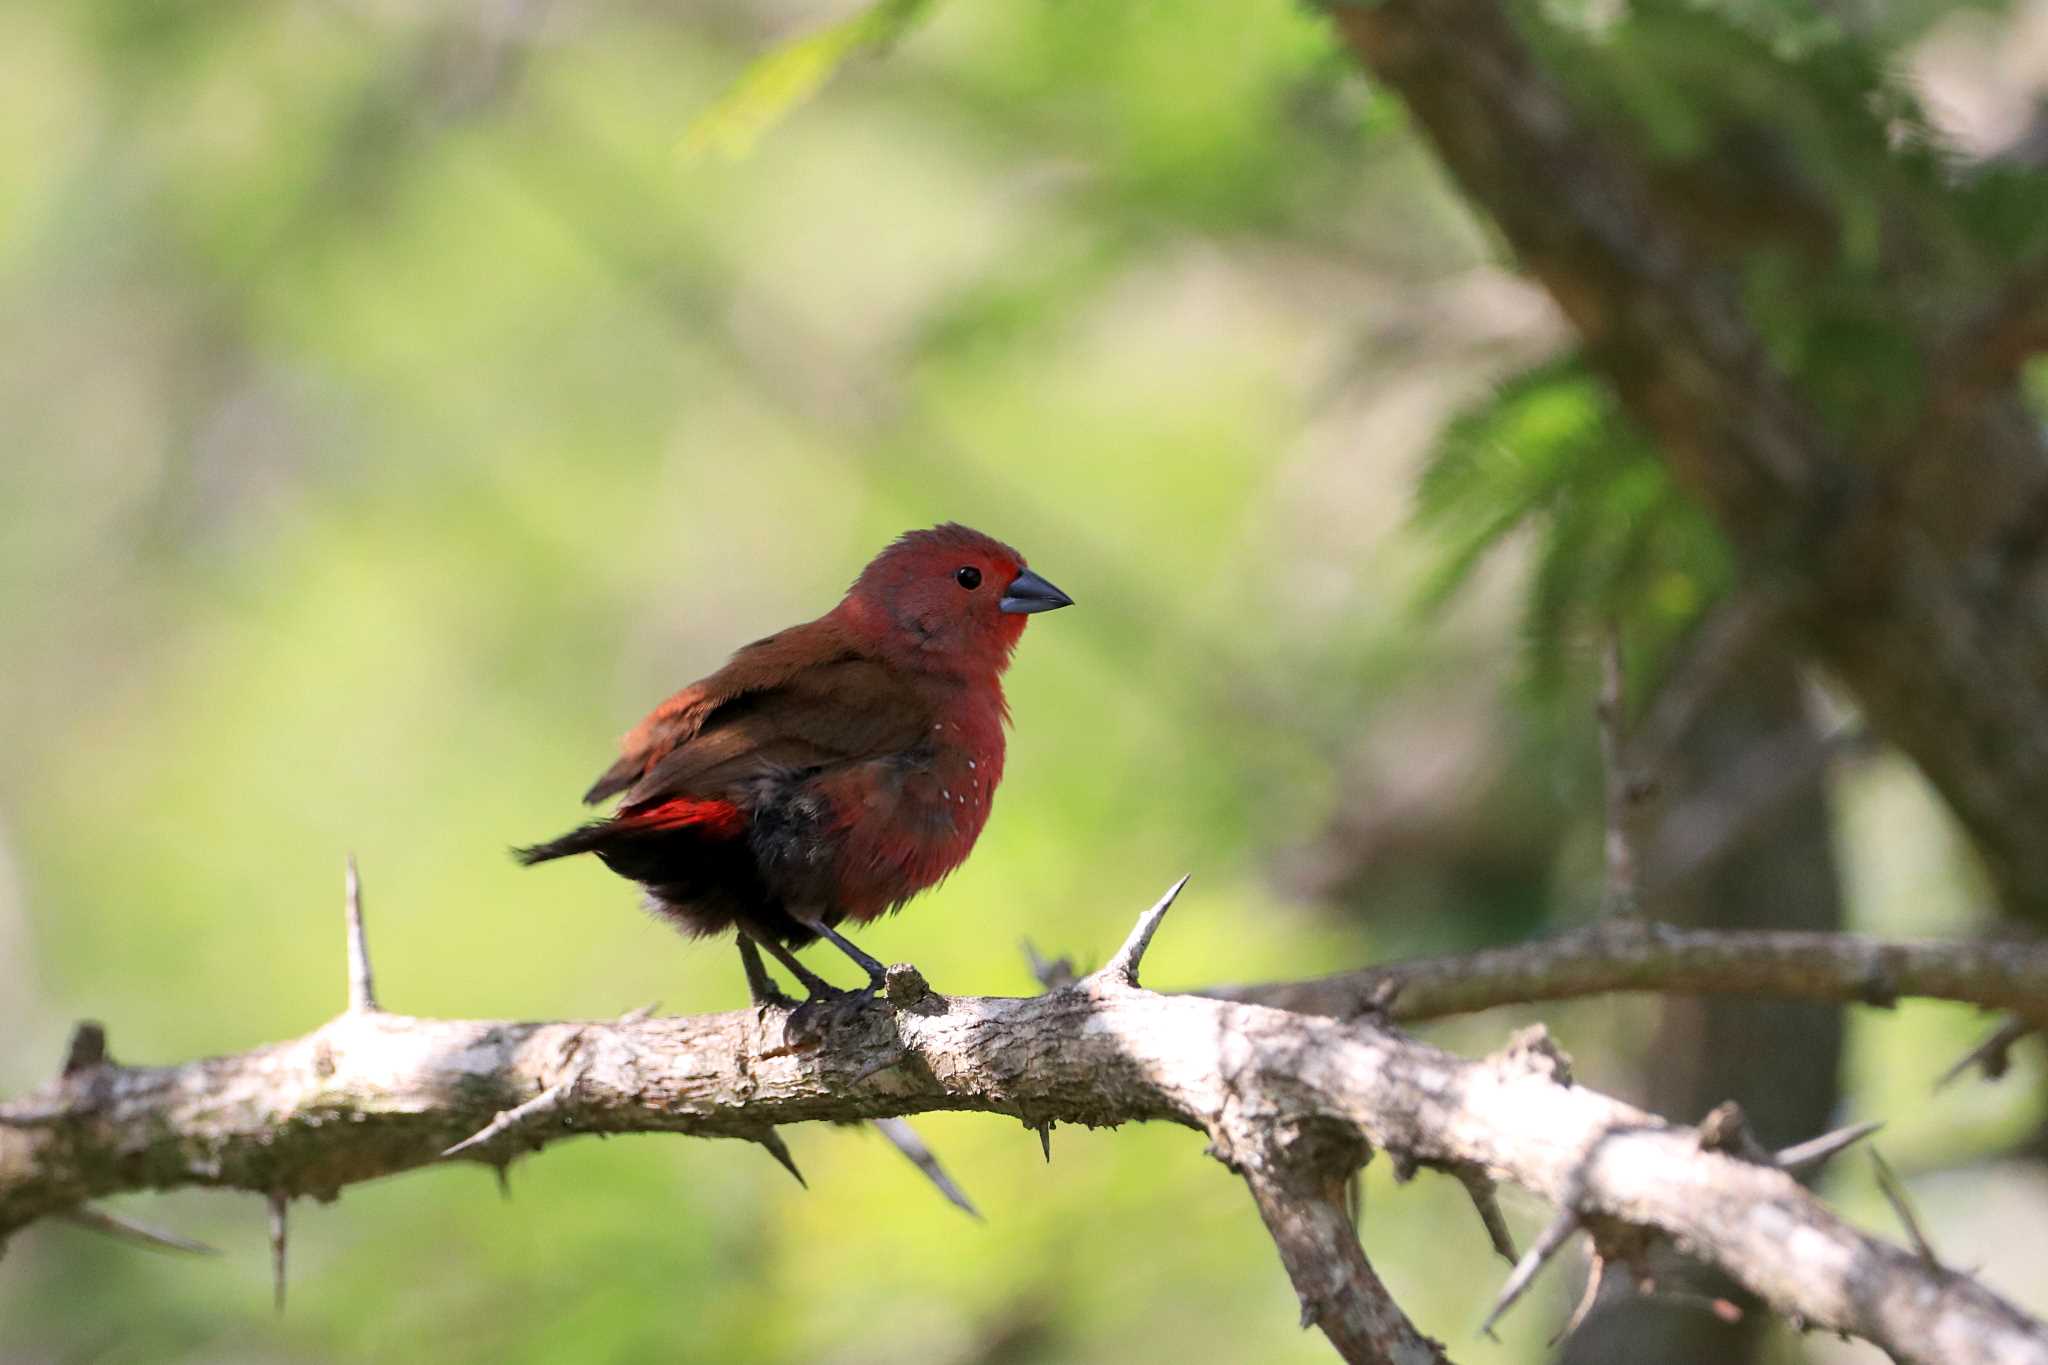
[792,913,890,997]
[736,937,798,1011]
[741,924,846,1001]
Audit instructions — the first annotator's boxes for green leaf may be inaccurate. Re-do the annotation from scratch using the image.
[679,0,938,163]
[1413,353,1735,698]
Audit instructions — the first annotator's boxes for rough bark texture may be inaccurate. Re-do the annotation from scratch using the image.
[7,918,2048,1365]
[1327,0,2048,923]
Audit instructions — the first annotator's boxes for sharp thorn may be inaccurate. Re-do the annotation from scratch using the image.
[267,1191,289,1314]
[1775,1119,1882,1175]
[1549,1252,1606,1347]
[494,1162,513,1200]
[1036,1122,1053,1163]
[344,854,379,1014]
[442,1132,492,1160]
[1596,623,1642,919]
[60,1022,108,1077]
[754,1128,806,1188]
[1453,1167,1517,1264]
[1096,874,1192,990]
[1870,1149,1941,1267]
[1934,1018,2034,1091]
[1344,1169,1363,1231]
[442,1079,575,1159]
[60,1205,218,1256]
[1021,939,1076,992]
[1479,1208,1580,1339]
[872,1117,980,1220]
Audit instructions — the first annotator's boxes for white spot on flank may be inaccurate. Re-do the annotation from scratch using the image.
[942,789,951,799]
[966,760,975,769]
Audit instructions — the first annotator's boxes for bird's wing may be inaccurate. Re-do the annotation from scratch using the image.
[583,619,847,804]
[611,654,935,809]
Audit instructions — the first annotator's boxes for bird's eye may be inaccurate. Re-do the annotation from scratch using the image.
[954,566,983,590]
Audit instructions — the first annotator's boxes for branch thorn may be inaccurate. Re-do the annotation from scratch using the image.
[266,1191,289,1314]
[344,855,379,1015]
[1549,1251,1606,1346]
[61,1204,218,1256]
[1034,1121,1053,1163]
[1094,875,1191,990]
[873,1117,980,1219]
[1775,1119,1882,1175]
[1480,1207,1580,1339]
[1934,1018,2035,1091]
[1597,624,1643,918]
[1870,1149,1941,1267]
[442,1078,575,1159]
[1022,939,1077,992]
[60,1021,108,1077]
[752,1127,806,1188]
[1451,1166,1517,1264]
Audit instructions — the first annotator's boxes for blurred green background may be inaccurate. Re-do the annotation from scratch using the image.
[5,1,2047,1361]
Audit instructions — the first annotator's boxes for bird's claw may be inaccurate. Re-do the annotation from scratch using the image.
[786,982,886,1035]
[751,987,801,1018]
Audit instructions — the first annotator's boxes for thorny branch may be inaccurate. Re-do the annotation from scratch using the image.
[6,878,2048,1365]
[1215,917,2048,1031]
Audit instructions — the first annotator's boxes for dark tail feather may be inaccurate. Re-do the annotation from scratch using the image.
[512,822,617,866]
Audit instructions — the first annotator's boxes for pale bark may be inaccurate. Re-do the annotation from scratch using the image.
[7,899,2048,1365]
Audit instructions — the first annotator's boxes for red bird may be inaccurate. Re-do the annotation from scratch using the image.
[517,524,1072,1005]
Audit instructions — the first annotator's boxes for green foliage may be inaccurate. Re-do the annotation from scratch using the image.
[1424,0,2045,692]
[1413,358,1734,696]
[0,3,1503,1360]
[1534,0,2048,439]
[7,0,2046,1360]
[679,0,942,161]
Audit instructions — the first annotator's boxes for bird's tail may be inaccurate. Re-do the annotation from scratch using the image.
[514,799,746,866]
[511,822,615,865]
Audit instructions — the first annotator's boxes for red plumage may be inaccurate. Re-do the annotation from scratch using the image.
[516,523,1072,1002]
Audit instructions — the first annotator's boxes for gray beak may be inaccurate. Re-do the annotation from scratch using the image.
[999,568,1074,614]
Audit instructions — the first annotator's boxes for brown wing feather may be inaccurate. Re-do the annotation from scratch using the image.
[621,656,933,806]
[582,619,855,805]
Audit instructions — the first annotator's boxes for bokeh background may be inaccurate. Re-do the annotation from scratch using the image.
[6,1,2048,1361]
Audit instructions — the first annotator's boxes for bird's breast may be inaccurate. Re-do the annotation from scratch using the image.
[817,712,1007,917]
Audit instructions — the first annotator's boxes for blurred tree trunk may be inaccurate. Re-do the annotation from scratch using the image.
[1560,644,1844,1365]
[1332,0,2048,928]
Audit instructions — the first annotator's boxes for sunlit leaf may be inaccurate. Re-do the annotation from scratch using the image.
[678,0,939,163]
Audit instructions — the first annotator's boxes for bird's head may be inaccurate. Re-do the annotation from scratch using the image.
[840,523,1072,674]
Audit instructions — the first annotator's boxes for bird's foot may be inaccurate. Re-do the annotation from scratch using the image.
[738,936,806,1016]
[749,983,802,1017]
[786,980,887,1036]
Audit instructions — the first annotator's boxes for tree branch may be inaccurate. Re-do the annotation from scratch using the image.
[1243,1161,1450,1365]
[1324,0,2048,922]
[6,901,2047,1363]
[1213,917,2048,1029]
[1326,0,1829,537]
